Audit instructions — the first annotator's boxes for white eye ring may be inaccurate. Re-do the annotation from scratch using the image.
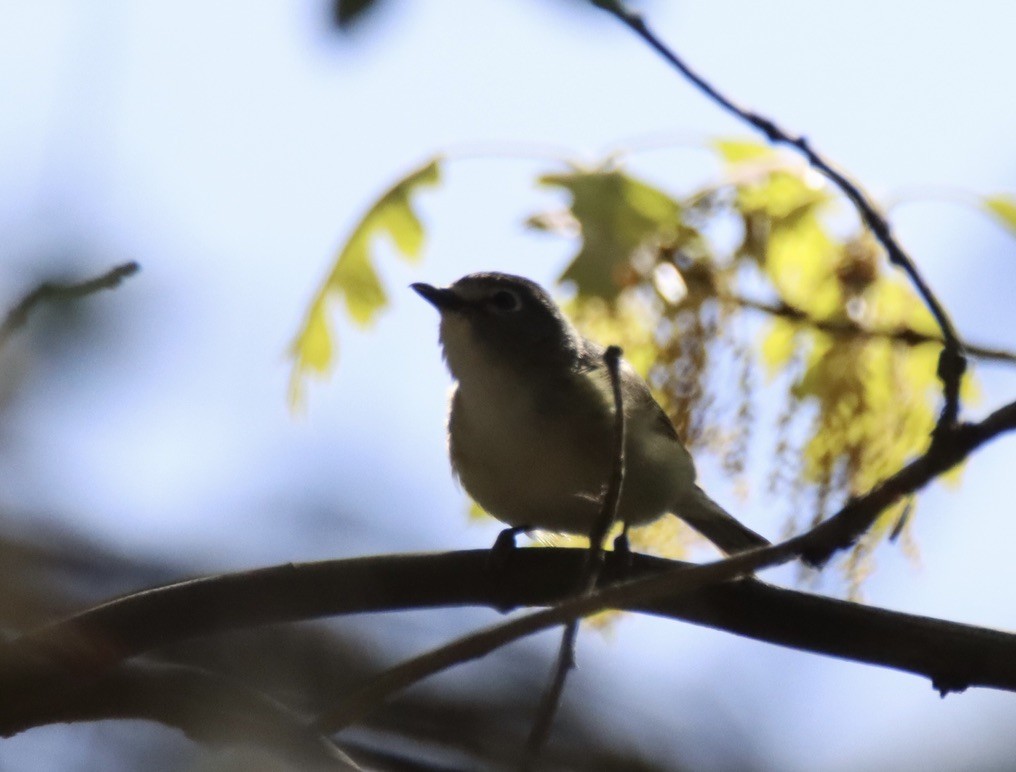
[490,289,520,311]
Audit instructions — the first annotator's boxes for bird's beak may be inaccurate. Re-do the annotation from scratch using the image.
[411,282,465,312]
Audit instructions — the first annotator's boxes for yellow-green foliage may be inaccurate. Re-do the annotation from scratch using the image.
[983,193,1016,236]
[290,140,1009,587]
[527,142,981,582]
[288,158,441,408]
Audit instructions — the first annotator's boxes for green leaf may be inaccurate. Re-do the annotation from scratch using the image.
[982,194,1016,236]
[738,170,828,223]
[765,212,839,316]
[288,158,442,408]
[537,170,683,299]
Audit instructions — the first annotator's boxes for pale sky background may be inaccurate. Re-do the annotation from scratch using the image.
[2,1,1016,769]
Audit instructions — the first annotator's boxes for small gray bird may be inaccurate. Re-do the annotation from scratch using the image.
[412,272,768,554]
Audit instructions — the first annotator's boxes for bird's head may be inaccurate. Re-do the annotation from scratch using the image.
[412,272,581,380]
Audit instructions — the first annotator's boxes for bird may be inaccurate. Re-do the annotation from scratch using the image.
[412,272,768,555]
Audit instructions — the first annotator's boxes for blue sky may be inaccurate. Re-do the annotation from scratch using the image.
[2,1,1016,768]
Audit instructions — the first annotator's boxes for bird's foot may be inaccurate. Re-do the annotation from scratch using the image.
[610,531,634,571]
[487,525,531,573]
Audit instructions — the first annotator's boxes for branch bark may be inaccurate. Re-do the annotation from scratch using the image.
[2,398,1013,738]
[4,543,1016,739]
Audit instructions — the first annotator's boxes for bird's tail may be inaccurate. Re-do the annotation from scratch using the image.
[674,485,769,554]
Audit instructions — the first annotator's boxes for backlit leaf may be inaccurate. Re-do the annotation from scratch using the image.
[761,317,797,374]
[982,194,1016,236]
[538,170,684,299]
[288,158,441,408]
[712,138,775,165]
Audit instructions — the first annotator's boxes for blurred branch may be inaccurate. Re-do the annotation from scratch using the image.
[3,660,357,770]
[331,0,386,32]
[0,261,140,349]
[729,294,1016,365]
[593,0,967,430]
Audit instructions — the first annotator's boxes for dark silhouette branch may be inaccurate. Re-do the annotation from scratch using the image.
[0,261,141,349]
[525,344,627,764]
[3,660,357,770]
[592,0,967,430]
[729,294,1016,366]
[4,547,1016,737]
[798,399,1016,565]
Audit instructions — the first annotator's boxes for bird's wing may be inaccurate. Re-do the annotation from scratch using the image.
[578,342,681,443]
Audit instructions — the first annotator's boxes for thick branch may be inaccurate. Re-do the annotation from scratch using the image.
[594,1,966,427]
[4,544,1016,738]
[3,400,1014,734]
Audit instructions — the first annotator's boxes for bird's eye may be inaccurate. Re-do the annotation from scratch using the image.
[489,289,520,312]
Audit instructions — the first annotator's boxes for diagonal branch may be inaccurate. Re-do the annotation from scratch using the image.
[312,398,1016,729]
[0,261,141,350]
[592,0,967,429]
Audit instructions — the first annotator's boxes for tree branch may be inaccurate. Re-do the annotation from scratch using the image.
[3,660,357,770]
[309,397,1016,729]
[593,0,967,430]
[798,399,1016,565]
[0,262,141,349]
[3,544,1014,730]
[728,294,1016,366]
[3,399,1014,736]
[525,344,627,763]
[0,532,1008,736]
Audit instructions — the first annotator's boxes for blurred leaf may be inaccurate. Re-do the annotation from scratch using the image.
[538,170,683,299]
[765,212,839,316]
[738,169,828,223]
[712,138,775,165]
[760,317,797,373]
[288,158,441,408]
[982,193,1016,236]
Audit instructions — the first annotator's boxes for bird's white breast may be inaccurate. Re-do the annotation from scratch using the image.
[440,313,695,534]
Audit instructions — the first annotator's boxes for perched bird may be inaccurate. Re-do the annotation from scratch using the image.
[412,272,768,554]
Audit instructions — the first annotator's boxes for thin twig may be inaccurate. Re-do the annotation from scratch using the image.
[0,262,141,350]
[592,0,967,430]
[314,548,790,736]
[729,294,1016,365]
[580,346,629,567]
[524,345,627,765]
